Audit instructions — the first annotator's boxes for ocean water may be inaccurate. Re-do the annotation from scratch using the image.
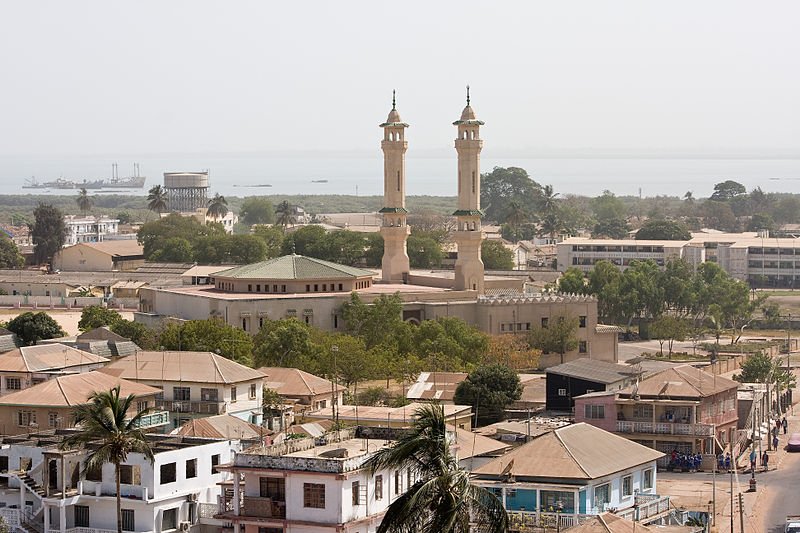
[1,154,799,199]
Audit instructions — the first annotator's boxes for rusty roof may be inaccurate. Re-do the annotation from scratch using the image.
[103,351,265,384]
[473,423,664,480]
[0,344,108,373]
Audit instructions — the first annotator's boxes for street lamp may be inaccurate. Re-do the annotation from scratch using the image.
[331,344,339,438]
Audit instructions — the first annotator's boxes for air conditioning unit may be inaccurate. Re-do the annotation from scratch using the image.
[179,522,190,532]
[187,493,198,502]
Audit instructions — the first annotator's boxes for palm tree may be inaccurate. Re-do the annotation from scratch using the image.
[540,184,559,214]
[365,403,507,533]
[504,200,529,234]
[207,193,229,220]
[275,200,296,229]
[60,386,155,533]
[146,185,169,214]
[538,210,562,243]
[76,188,93,215]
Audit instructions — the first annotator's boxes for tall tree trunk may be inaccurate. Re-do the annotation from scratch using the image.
[116,463,122,533]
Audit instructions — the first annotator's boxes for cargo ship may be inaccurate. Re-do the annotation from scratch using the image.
[22,163,146,190]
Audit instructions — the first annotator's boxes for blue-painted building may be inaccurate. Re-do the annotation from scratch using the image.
[472,423,670,529]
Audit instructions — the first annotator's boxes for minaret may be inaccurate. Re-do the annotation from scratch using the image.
[453,86,485,292]
[379,91,411,283]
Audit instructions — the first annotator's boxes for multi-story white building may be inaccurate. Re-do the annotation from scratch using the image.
[557,230,800,287]
[103,351,266,428]
[63,216,119,246]
[0,430,246,533]
[214,426,419,533]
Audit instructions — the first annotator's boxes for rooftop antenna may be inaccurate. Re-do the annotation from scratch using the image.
[466,85,470,106]
[392,89,396,110]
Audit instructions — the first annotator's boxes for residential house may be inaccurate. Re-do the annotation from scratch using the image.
[0,329,17,353]
[574,365,739,459]
[472,423,668,530]
[0,430,241,533]
[259,366,343,412]
[405,371,468,404]
[0,370,168,435]
[546,359,635,412]
[63,215,119,245]
[173,414,267,442]
[52,241,145,272]
[303,403,474,431]
[0,344,108,396]
[213,426,418,533]
[453,426,512,471]
[565,512,701,533]
[42,327,140,359]
[103,351,266,428]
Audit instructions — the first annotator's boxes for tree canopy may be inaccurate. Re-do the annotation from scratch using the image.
[453,364,522,425]
[79,306,123,331]
[710,180,747,201]
[481,239,514,270]
[0,233,24,269]
[591,191,629,238]
[528,313,579,365]
[239,197,275,226]
[158,319,254,366]
[635,219,691,240]
[6,311,66,346]
[31,203,67,266]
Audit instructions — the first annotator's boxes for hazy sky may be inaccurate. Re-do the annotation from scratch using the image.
[2,1,799,157]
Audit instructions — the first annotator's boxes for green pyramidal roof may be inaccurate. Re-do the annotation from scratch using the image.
[214,254,375,281]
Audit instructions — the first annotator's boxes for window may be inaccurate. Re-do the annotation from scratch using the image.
[119,465,133,485]
[160,462,176,484]
[375,475,383,500]
[173,387,191,401]
[273,285,278,292]
[48,413,60,428]
[5,378,20,391]
[211,454,220,474]
[260,477,285,500]
[186,458,197,479]
[579,341,587,353]
[231,386,237,403]
[584,405,605,419]
[558,388,567,397]
[258,529,283,533]
[0,456,8,472]
[394,470,401,495]
[250,383,257,399]
[352,480,361,505]
[136,401,148,413]
[622,475,633,497]
[122,509,134,532]
[86,463,102,482]
[642,468,653,490]
[74,505,90,528]
[633,404,653,420]
[248,284,252,292]
[541,317,549,328]
[17,411,36,427]
[282,285,287,292]
[579,316,587,328]
[338,284,343,291]
[256,284,261,292]
[303,483,325,508]
[594,483,610,510]
[201,388,218,402]
[162,508,177,531]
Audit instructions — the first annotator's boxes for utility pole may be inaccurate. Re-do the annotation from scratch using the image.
[738,492,745,533]
[730,467,734,533]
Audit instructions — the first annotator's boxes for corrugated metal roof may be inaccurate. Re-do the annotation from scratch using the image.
[627,365,739,399]
[546,359,634,385]
[0,344,108,372]
[406,372,469,402]
[259,367,337,396]
[0,370,160,407]
[214,254,375,280]
[173,414,264,439]
[104,351,265,384]
[473,423,664,480]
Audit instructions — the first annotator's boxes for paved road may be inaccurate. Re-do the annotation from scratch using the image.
[759,410,800,533]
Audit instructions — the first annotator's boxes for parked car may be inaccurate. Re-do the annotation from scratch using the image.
[786,433,800,452]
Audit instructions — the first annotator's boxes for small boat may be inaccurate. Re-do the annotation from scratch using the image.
[233,184,272,188]
[311,179,328,183]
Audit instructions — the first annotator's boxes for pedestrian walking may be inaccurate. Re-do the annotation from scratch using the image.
[750,449,757,472]
[773,434,779,450]
[783,416,788,435]
[724,453,731,472]
[762,450,769,471]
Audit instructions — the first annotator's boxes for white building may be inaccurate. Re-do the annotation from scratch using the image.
[0,430,248,533]
[63,216,119,246]
[215,426,418,533]
[103,351,266,428]
[471,423,670,529]
[557,230,800,287]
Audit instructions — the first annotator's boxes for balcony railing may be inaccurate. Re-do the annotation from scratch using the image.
[155,399,226,415]
[131,410,170,429]
[617,495,671,521]
[0,507,20,527]
[240,496,286,519]
[64,528,117,533]
[508,511,593,531]
[617,420,714,437]
[78,481,147,500]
